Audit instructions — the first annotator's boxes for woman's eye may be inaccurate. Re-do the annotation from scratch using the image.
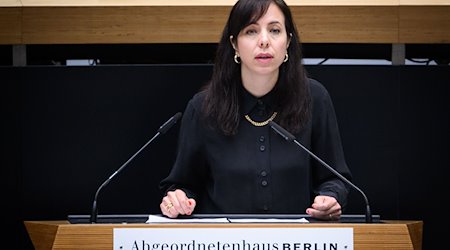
[271,28,281,34]
[245,29,257,35]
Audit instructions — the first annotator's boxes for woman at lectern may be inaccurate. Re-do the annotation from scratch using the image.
[159,0,352,221]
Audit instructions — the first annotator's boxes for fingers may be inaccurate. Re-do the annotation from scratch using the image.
[169,190,194,215]
[160,189,196,218]
[306,195,342,220]
[306,207,341,220]
[187,198,196,210]
[160,201,176,218]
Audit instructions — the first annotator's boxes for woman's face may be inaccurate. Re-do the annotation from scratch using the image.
[234,3,290,78]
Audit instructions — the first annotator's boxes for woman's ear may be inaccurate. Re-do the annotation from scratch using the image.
[230,35,238,51]
[287,33,292,48]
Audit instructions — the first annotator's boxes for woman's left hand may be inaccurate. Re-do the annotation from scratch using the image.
[305,195,342,221]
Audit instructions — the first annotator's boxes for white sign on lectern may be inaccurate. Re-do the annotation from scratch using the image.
[114,227,353,250]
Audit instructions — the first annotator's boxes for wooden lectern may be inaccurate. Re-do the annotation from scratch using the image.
[24,220,423,250]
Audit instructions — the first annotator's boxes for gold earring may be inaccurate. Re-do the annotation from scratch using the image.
[283,53,289,63]
[234,53,241,64]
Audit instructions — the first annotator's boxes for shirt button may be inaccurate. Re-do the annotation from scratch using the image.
[260,145,265,151]
[261,171,267,177]
[261,180,268,186]
[259,136,265,142]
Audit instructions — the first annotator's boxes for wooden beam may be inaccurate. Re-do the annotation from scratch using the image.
[399,6,450,43]
[0,7,22,44]
[1,0,449,44]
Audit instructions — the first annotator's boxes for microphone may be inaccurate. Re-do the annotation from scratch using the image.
[268,120,373,223]
[90,112,182,223]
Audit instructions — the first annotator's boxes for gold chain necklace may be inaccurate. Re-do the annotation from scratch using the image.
[244,112,278,127]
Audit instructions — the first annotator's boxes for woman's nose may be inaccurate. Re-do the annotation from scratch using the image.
[259,32,269,48]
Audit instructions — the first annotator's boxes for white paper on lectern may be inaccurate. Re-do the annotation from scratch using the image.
[146,215,309,223]
[146,214,229,223]
[228,218,309,223]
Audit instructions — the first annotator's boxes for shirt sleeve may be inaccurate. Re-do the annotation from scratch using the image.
[158,93,207,200]
[309,79,352,209]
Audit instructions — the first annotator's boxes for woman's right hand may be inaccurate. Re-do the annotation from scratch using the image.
[160,189,196,218]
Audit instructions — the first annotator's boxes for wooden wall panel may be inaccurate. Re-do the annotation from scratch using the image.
[294,6,398,43]
[399,6,450,43]
[21,6,231,44]
[1,1,449,45]
[0,8,22,44]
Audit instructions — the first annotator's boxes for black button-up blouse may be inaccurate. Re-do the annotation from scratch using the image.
[160,78,352,214]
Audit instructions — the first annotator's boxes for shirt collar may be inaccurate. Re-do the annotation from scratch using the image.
[241,86,277,115]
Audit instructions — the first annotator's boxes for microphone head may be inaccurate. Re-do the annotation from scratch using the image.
[173,112,182,120]
[158,112,182,134]
[269,120,296,141]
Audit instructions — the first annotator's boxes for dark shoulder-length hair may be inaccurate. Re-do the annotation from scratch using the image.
[202,0,311,135]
